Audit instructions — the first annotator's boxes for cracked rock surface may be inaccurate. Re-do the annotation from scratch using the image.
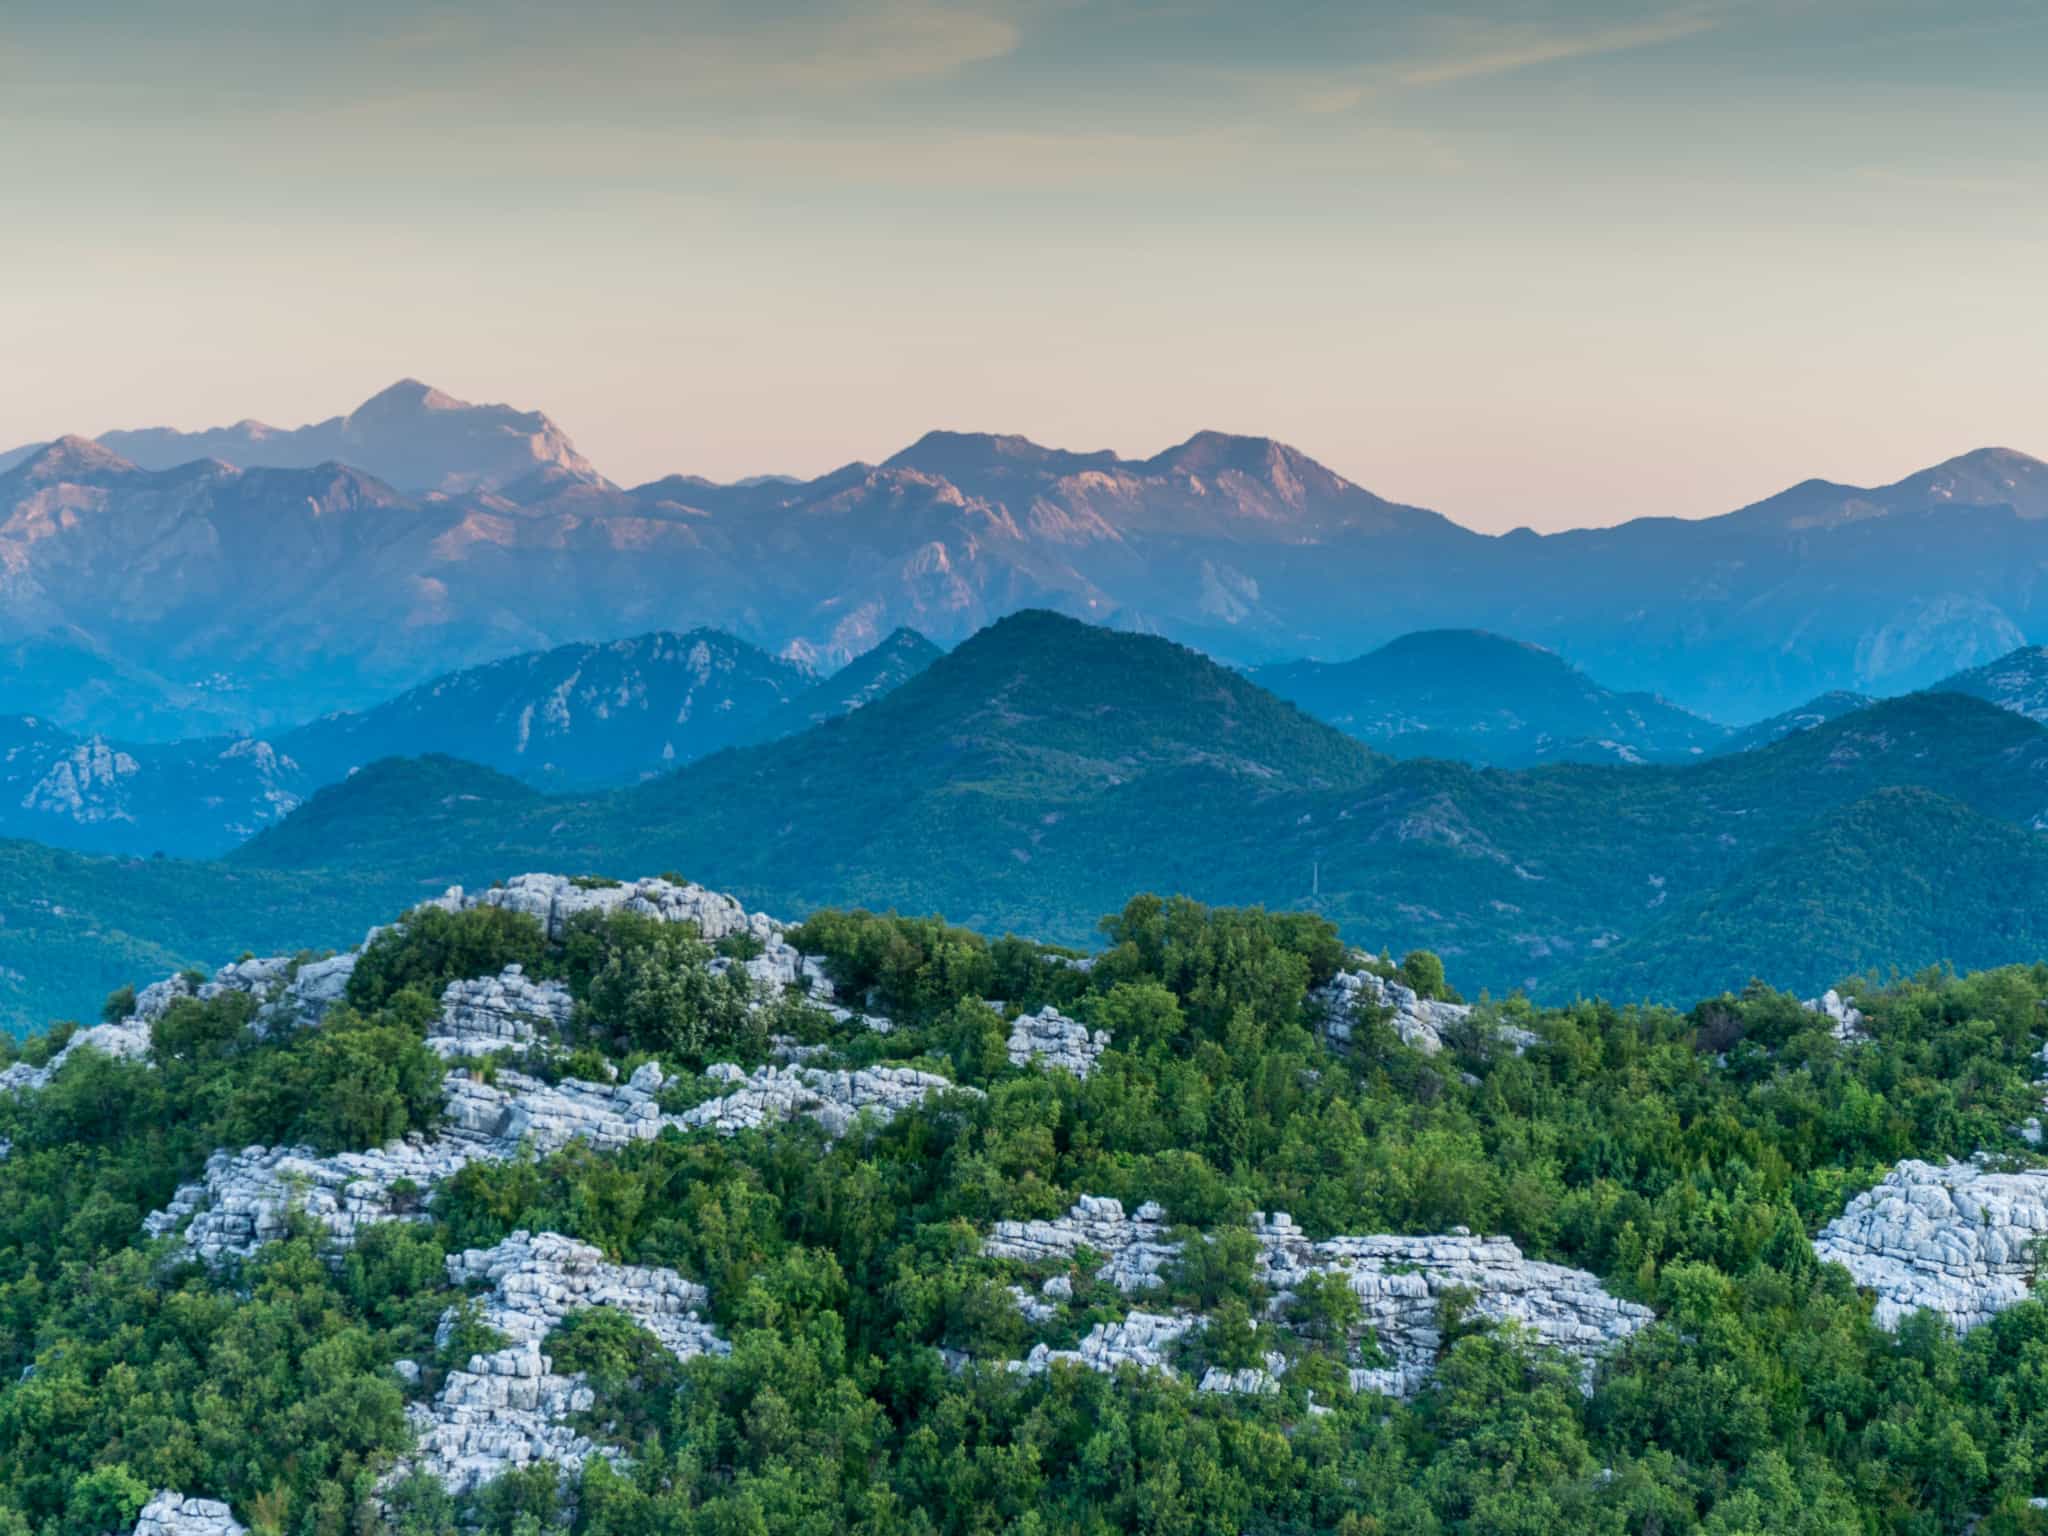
[426,964,574,1058]
[1311,967,1474,1056]
[403,1231,729,1497]
[1006,1006,1109,1077]
[982,1197,1651,1397]
[680,1062,974,1138]
[1813,1159,2048,1331]
[131,1492,247,1536]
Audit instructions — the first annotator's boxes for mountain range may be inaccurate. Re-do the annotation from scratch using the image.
[0,627,940,857]
[12,609,2048,1032]
[6,380,2048,736]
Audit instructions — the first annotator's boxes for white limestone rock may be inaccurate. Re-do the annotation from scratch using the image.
[426,965,575,1059]
[403,1232,728,1497]
[1813,1159,2048,1331]
[1802,988,1869,1044]
[439,1230,727,1363]
[679,1062,973,1139]
[1006,1006,1109,1078]
[0,1016,153,1093]
[985,1195,1177,1292]
[144,1139,471,1262]
[403,1340,615,1498]
[1312,966,1473,1056]
[1010,1311,1198,1378]
[448,873,775,947]
[131,1491,247,1536]
[982,1198,1649,1397]
[1249,1212,1654,1397]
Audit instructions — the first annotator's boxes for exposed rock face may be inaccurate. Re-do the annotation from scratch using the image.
[1006,1005,1109,1077]
[404,1342,614,1499]
[0,1016,151,1093]
[982,1196,1651,1397]
[144,1064,679,1262]
[438,1230,725,1362]
[426,965,575,1059]
[142,1139,467,1262]
[444,873,857,1016]
[985,1195,1177,1292]
[131,1491,247,1536]
[404,1231,728,1497]
[1011,1312,1198,1378]
[1813,1159,2048,1331]
[447,874,775,947]
[680,1062,973,1138]
[1249,1212,1654,1396]
[1803,988,1869,1043]
[1312,967,1474,1056]
[149,1049,971,1262]
[1,947,362,1098]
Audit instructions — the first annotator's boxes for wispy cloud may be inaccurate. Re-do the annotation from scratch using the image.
[1398,9,1719,88]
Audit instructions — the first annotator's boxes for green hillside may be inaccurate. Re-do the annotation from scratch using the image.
[9,879,2048,1532]
[1254,629,1728,765]
[225,617,2048,1007]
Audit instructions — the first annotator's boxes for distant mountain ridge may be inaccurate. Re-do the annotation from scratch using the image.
[279,626,941,790]
[1254,630,1727,766]
[5,379,2047,734]
[0,626,937,860]
[1,379,604,496]
[225,612,2048,1010]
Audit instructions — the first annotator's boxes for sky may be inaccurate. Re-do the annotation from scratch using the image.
[3,0,2045,532]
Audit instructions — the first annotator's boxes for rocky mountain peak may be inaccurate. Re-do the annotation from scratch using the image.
[8,434,137,484]
[346,377,467,421]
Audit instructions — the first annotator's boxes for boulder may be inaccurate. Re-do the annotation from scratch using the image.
[131,1492,246,1536]
[1006,1005,1110,1077]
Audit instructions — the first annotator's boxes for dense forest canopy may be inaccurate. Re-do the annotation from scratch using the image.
[2,884,2048,1534]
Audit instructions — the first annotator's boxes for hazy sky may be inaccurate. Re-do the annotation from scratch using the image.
[4,0,2044,531]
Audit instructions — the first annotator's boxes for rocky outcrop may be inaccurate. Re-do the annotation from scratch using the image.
[1006,1006,1109,1077]
[1803,988,1869,1044]
[142,1139,469,1262]
[1312,967,1474,1056]
[0,1016,152,1093]
[404,1342,615,1498]
[426,965,575,1059]
[446,873,776,947]
[438,1230,726,1362]
[130,1491,246,1536]
[1011,1311,1198,1378]
[679,1062,974,1138]
[1813,1159,2048,1331]
[1249,1212,1654,1396]
[150,1050,972,1262]
[981,1196,1652,1397]
[403,1231,728,1497]
[985,1195,1177,1292]
[144,1064,677,1262]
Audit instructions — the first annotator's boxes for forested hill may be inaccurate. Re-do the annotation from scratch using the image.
[1253,628,1726,765]
[9,875,2048,1533]
[225,613,2048,1008]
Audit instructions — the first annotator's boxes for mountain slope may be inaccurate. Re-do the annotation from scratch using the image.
[1933,645,2048,722]
[279,631,817,790]
[1714,690,1875,754]
[224,613,2048,1005]
[0,718,306,856]
[1554,787,2048,1000]
[772,626,944,732]
[1254,630,1726,765]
